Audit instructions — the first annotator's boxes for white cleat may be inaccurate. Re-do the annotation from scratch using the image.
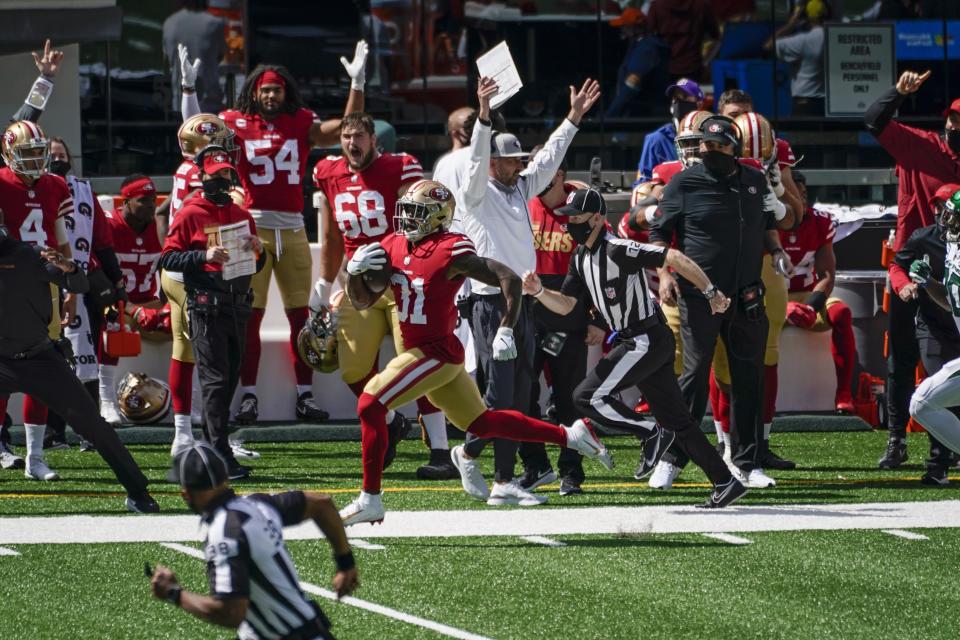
[648,460,680,490]
[565,419,614,469]
[0,440,24,470]
[745,468,776,488]
[487,480,547,506]
[25,456,60,481]
[230,439,261,460]
[170,434,196,458]
[101,400,123,426]
[339,491,385,527]
[450,445,490,500]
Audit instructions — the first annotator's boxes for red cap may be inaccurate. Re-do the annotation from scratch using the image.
[931,183,960,207]
[120,177,156,200]
[942,98,960,118]
[202,149,235,176]
[609,7,644,27]
[255,69,286,90]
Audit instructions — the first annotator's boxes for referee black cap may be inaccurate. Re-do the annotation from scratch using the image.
[555,188,607,216]
[169,441,229,489]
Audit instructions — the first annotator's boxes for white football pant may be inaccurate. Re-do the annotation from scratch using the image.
[910,355,960,455]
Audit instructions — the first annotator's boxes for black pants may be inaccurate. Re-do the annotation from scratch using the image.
[663,293,768,472]
[463,294,535,483]
[520,300,587,483]
[573,322,732,485]
[189,301,250,463]
[0,346,148,494]
[887,291,920,438]
[916,317,959,472]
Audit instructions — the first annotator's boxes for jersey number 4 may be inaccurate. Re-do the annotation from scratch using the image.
[245,139,300,185]
[19,208,47,245]
[391,273,427,325]
[334,190,389,239]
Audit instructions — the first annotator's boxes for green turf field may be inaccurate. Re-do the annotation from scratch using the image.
[0,430,958,639]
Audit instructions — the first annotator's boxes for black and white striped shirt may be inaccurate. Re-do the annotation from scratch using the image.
[561,233,666,332]
[201,490,322,640]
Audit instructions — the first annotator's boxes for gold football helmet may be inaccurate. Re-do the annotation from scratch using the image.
[630,181,656,207]
[117,372,171,425]
[674,110,713,167]
[394,179,455,242]
[2,120,49,179]
[734,112,777,169]
[297,306,339,373]
[178,113,236,160]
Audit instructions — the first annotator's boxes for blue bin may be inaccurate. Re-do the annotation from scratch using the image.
[712,59,793,118]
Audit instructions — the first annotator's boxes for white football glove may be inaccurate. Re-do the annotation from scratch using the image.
[340,40,369,92]
[346,242,387,275]
[178,43,200,89]
[766,162,785,197]
[492,327,517,361]
[763,189,787,221]
[309,278,334,313]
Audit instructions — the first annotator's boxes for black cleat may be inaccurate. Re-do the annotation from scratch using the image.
[296,392,329,423]
[125,492,160,513]
[383,413,411,470]
[760,449,796,470]
[235,393,259,425]
[697,477,748,509]
[920,468,949,487]
[416,448,459,480]
[227,460,252,480]
[518,467,558,491]
[634,425,675,480]
[878,438,908,469]
[43,433,70,451]
[79,438,96,453]
[558,477,584,496]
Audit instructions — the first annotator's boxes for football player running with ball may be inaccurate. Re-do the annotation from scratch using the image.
[337,180,613,525]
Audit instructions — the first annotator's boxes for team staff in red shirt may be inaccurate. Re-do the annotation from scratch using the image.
[865,69,960,467]
[160,148,265,479]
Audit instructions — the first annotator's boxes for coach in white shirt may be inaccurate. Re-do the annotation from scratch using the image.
[449,76,600,506]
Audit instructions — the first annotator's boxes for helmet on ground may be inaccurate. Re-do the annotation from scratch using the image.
[297,307,338,373]
[733,112,777,169]
[2,121,49,179]
[394,179,455,242]
[674,110,713,167]
[178,114,236,160]
[117,372,171,424]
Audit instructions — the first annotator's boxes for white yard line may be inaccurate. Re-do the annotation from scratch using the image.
[3,500,960,544]
[519,535,567,547]
[0,546,20,556]
[702,533,752,545]
[160,542,493,640]
[881,529,929,541]
[349,538,386,550]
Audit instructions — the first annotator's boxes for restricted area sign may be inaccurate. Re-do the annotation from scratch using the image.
[825,23,895,117]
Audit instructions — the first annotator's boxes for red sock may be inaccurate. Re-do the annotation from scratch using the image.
[467,409,566,447]
[416,397,440,416]
[347,364,378,399]
[763,364,778,425]
[23,395,48,425]
[718,389,731,433]
[709,368,721,422]
[828,303,856,395]
[169,359,194,415]
[285,307,313,385]
[240,308,265,387]
[358,392,388,494]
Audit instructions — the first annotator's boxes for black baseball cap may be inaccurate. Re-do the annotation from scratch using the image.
[555,188,607,216]
[168,441,228,489]
[700,115,740,148]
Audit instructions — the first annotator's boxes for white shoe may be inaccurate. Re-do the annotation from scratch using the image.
[450,445,490,500]
[487,480,547,506]
[340,491,385,526]
[745,468,776,488]
[170,434,195,458]
[101,400,123,426]
[648,460,680,490]
[230,439,260,460]
[25,456,59,481]
[0,440,24,470]
[565,419,614,469]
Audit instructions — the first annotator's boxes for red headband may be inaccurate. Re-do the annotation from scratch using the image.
[121,177,156,200]
[256,70,286,90]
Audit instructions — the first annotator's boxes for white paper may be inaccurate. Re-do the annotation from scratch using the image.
[218,220,256,280]
[476,41,522,110]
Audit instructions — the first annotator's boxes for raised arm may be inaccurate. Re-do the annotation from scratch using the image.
[178,43,202,121]
[461,78,498,211]
[12,39,64,123]
[310,41,368,147]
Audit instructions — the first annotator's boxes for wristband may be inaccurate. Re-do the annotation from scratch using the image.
[334,550,356,572]
[532,285,545,298]
[804,290,827,312]
[478,117,491,127]
[644,205,659,225]
[25,76,54,111]
[771,197,787,221]
[165,585,182,606]
[702,284,718,300]
[770,248,785,257]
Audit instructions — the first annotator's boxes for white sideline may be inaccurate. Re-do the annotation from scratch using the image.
[881,529,929,541]
[519,535,566,547]
[702,533,752,545]
[0,546,20,556]
[2,500,959,544]
[160,543,493,640]
[349,538,386,550]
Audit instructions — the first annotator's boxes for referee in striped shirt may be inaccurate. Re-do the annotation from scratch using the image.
[150,442,358,639]
[522,188,747,507]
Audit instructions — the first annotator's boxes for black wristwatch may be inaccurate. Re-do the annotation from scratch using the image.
[166,585,183,606]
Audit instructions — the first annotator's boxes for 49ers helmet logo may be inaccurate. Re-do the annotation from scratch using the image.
[429,186,451,201]
[197,121,218,135]
[708,124,722,133]
[3,130,15,147]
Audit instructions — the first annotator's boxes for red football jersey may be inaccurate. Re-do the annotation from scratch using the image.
[169,160,202,221]
[220,107,317,214]
[380,230,473,363]
[0,168,71,248]
[106,209,162,302]
[779,207,837,293]
[530,183,577,276]
[777,138,798,171]
[162,198,258,275]
[313,152,424,258]
[650,160,683,186]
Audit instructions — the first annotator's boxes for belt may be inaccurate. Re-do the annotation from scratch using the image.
[187,289,252,306]
[609,308,665,341]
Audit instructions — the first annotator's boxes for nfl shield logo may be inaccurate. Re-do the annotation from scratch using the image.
[605,287,616,300]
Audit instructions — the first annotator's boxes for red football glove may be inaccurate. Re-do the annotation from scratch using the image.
[132,304,172,333]
[786,301,817,329]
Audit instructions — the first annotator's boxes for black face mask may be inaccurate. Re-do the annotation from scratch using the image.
[701,150,737,176]
[670,100,696,125]
[202,177,233,205]
[566,220,595,245]
[946,128,960,154]
[48,160,71,177]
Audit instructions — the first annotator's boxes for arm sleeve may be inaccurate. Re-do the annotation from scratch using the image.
[891,229,923,293]
[864,86,906,136]
[11,103,42,123]
[206,515,251,599]
[648,180,682,244]
[181,91,200,121]
[94,248,124,285]
[400,154,424,186]
[159,215,207,273]
[250,491,306,526]
[560,255,585,298]
[520,119,579,199]
[461,120,493,210]
[610,239,668,270]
